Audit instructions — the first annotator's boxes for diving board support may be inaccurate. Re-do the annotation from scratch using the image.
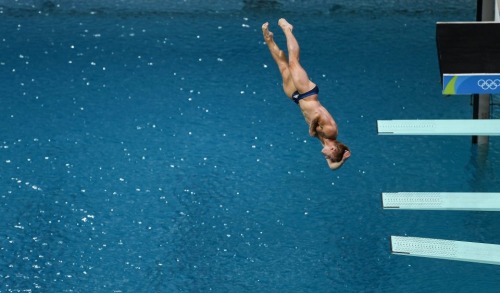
[497,0,500,20]
[377,119,500,135]
[436,3,500,144]
[473,93,491,145]
[475,0,498,144]
[391,236,500,265]
[382,192,500,211]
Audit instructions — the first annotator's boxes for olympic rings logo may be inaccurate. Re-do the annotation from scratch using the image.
[477,79,500,90]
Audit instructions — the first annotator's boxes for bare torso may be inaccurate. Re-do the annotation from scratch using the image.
[262,19,350,170]
[297,95,338,141]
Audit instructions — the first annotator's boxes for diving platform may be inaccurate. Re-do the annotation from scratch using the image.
[437,22,500,95]
[382,192,500,211]
[391,236,500,265]
[443,73,500,95]
[436,16,500,144]
[377,119,500,136]
[382,0,500,269]
[436,22,500,82]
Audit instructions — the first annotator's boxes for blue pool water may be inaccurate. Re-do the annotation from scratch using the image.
[1,0,500,292]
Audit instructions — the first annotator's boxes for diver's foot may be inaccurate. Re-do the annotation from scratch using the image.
[262,22,274,42]
[278,18,293,32]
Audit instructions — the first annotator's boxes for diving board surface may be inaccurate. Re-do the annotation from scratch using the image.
[377,119,500,135]
[382,192,500,211]
[436,22,500,77]
[443,73,500,95]
[391,236,500,265]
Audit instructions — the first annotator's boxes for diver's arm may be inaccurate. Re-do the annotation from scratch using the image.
[308,114,320,137]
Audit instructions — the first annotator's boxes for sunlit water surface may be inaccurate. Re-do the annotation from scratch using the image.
[1,1,500,292]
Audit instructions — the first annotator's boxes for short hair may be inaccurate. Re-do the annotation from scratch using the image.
[332,142,350,163]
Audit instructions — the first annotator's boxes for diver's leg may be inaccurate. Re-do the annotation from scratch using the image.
[278,18,316,93]
[262,22,296,98]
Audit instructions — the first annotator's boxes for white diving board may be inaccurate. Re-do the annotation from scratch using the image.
[377,119,500,135]
[391,236,500,265]
[382,192,500,211]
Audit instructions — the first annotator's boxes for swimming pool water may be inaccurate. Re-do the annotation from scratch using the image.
[1,1,500,292]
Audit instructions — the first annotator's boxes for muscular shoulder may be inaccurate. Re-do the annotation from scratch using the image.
[305,104,338,138]
[316,110,338,138]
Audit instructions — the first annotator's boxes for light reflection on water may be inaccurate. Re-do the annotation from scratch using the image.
[1,1,500,292]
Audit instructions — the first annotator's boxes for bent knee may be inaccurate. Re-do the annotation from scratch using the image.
[288,59,301,69]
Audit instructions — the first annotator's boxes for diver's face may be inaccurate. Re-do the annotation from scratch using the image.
[321,145,338,161]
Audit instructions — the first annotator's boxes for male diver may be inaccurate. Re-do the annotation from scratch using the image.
[262,18,350,170]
